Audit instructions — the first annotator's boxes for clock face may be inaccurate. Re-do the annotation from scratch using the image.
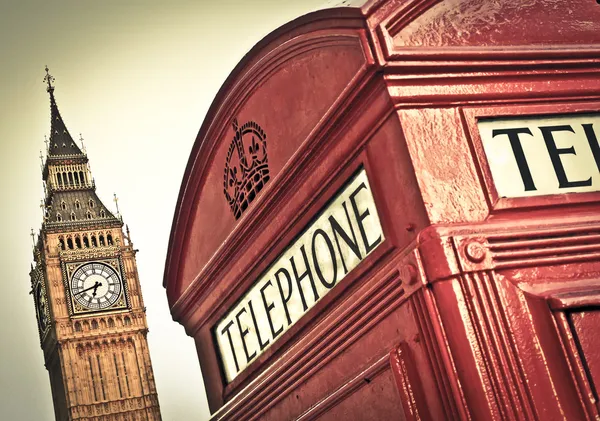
[34,283,49,332]
[70,262,122,311]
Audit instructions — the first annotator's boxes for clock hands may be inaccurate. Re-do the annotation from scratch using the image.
[91,281,100,298]
[74,281,102,297]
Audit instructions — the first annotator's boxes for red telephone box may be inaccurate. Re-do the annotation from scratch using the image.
[163,1,600,419]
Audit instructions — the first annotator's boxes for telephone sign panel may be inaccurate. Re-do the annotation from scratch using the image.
[216,169,384,382]
[478,114,600,198]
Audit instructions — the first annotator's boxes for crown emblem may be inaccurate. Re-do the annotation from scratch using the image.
[223,118,270,219]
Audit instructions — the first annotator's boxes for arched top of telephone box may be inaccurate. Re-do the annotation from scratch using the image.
[163,7,371,305]
[164,0,600,322]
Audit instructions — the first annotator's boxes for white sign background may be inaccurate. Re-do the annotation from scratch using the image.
[215,169,384,382]
[478,114,600,198]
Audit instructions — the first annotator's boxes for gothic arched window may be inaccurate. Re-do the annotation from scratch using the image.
[107,234,113,245]
[74,322,82,332]
[124,316,131,326]
[91,320,98,330]
[83,236,89,248]
[70,212,76,221]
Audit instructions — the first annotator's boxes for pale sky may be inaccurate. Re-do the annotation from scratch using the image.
[0,1,332,419]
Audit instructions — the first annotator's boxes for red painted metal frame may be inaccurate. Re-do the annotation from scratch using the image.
[163,1,600,420]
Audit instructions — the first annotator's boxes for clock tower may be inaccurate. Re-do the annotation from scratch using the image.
[30,67,162,421]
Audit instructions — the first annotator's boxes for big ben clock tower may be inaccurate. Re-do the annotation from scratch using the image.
[30,67,162,421]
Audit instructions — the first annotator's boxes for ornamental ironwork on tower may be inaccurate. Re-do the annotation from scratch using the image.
[30,67,162,421]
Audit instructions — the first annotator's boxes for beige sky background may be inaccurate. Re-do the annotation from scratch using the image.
[0,1,334,419]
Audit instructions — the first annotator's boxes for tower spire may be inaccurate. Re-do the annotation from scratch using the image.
[43,66,83,157]
[39,68,120,227]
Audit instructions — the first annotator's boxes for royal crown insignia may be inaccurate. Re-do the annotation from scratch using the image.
[223,118,270,219]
